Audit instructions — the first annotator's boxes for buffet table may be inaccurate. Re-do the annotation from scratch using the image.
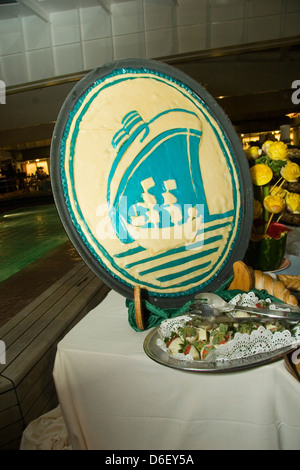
[53,256,300,451]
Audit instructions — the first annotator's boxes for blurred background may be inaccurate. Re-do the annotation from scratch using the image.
[0,0,299,192]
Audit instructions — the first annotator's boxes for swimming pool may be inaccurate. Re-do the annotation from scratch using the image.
[0,204,69,282]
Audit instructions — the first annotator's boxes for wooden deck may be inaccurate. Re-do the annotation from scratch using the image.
[0,261,110,450]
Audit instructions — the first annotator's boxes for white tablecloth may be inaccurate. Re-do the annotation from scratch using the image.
[53,289,300,450]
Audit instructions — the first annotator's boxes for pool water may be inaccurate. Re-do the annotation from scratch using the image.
[0,204,69,282]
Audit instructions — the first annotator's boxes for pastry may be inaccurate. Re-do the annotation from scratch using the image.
[277,274,300,292]
[254,270,298,306]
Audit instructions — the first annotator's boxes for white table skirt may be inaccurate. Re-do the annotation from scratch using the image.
[53,289,300,450]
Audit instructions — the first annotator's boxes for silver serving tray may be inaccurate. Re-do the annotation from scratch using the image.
[143,326,299,373]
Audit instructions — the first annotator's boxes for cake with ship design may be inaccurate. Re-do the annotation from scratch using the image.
[51,59,252,305]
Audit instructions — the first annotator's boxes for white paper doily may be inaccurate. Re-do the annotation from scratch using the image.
[206,324,300,364]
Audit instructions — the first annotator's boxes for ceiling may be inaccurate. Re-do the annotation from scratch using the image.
[0,0,299,154]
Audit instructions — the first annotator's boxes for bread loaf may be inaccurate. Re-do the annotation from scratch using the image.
[254,270,298,306]
[277,274,300,292]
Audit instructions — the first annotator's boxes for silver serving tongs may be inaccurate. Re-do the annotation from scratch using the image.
[189,302,300,323]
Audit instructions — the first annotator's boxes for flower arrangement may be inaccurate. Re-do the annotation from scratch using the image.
[246,140,300,235]
[245,140,300,270]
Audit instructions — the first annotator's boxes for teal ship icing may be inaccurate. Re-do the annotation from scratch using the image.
[108,108,204,249]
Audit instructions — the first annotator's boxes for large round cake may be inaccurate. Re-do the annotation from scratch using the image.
[51,59,253,307]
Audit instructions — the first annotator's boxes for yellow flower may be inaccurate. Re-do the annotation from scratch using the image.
[270,185,287,198]
[280,161,300,182]
[262,140,273,155]
[245,146,262,160]
[250,163,273,186]
[285,192,300,214]
[267,141,288,161]
[263,194,285,214]
[253,199,263,219]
